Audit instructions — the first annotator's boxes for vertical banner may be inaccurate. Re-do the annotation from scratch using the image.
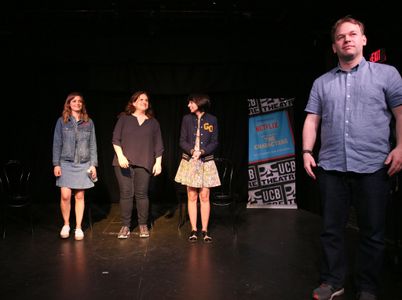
[247,97,297,209]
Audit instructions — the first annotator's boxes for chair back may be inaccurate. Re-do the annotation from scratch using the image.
[211,157,234,206]
[1,160,32,207]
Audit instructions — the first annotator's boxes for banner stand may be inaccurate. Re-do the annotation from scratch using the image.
[247,97,296,209]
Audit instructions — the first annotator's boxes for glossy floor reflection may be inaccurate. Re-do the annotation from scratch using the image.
[0,201,401,300]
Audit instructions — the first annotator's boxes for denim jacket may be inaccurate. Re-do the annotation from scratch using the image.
[52,116,98,166]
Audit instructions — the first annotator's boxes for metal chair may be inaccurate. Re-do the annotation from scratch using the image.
[176,158,238,231]
[1,160,34,239]
[210,157,238,232]
[176,182,188,229]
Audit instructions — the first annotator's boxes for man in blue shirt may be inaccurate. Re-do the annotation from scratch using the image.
[303,16,402,300]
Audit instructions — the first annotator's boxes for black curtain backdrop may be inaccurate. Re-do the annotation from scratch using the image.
[3,58,313,208]
[2,6,401,214]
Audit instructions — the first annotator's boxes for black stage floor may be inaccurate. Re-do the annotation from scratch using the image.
[1,201,401,300]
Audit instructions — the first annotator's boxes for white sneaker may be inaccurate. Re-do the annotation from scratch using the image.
[60,225,70,238]
[139,225,150,238]
[74,228,84,241]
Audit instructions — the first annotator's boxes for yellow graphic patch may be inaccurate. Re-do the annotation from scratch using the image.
[203,123,214,132]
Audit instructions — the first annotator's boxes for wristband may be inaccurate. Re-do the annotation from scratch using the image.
[302,150,313,155]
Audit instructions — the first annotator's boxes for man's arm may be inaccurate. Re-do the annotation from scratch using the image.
[385,105,402,176]
[302,113,321,179]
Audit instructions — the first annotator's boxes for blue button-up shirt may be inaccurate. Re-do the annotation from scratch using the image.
[305,58,402,173]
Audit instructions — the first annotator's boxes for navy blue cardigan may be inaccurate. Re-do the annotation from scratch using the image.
[179,113,218,158]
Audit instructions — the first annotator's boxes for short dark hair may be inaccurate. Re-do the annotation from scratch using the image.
[331,15,365,43]
[188,93,210,112]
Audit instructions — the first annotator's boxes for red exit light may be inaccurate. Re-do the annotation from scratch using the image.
[369,49,386,62]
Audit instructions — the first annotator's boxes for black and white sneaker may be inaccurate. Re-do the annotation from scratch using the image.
[201,231,212,243]
[188,230,198,242]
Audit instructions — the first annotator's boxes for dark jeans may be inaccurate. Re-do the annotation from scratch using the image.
[114,166,151,227]
[317,167,390,295]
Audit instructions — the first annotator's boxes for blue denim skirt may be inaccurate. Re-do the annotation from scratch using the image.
[56,161,94,189]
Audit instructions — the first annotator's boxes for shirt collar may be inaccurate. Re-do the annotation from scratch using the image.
[335,57,367,73]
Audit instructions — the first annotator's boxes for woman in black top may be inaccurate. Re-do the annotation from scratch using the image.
[175,94,220,243]
[112,91,164,239]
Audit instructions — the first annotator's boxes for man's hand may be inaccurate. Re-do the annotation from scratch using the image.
[303,153,317,180]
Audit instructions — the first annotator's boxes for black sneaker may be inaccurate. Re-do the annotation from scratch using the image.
[312,283,344,300]
[188,230,198,242]
[117,226,131,239]
[201,231,212,243]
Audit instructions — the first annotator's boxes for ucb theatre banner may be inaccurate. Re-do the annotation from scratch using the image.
[248,97,297,209]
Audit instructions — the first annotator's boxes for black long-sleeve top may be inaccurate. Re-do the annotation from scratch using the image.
[179,113,218,157]
[112,114,164,173]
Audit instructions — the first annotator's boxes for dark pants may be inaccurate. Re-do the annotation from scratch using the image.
[317,167,390,295]
[114,166,151,227]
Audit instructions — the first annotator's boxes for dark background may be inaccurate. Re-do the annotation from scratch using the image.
[2,1,402,214]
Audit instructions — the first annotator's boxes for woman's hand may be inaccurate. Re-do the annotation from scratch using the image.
[54,166,62,177]
[192,150,201,160]
[118,155,130,168]
[152,162,162,176]
[88,165,97,180]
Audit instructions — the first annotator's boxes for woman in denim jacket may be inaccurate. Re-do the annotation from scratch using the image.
[175,94,221,243]
[52,92,98,241]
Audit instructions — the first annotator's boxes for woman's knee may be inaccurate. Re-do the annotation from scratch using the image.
[74,190,85,202]
[199,190,210,202]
